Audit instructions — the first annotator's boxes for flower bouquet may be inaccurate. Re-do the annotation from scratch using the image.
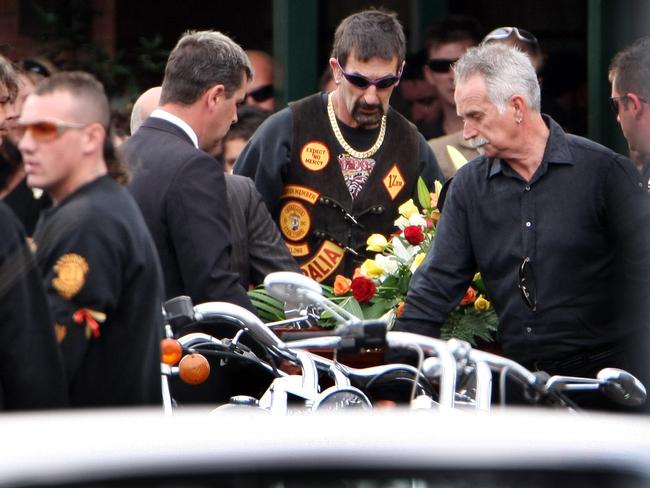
[249,178,497,345]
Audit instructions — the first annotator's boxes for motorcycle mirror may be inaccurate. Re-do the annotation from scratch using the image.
[264,271,322,303]
[597,368,647,407]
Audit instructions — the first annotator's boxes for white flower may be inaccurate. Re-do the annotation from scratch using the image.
[391,236,420,263]
[393,216,410,230]
[408,214,426,227]
[375,254,399,277]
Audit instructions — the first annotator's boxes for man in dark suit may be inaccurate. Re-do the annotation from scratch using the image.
[122,30,255,312]
[129,86,300,289]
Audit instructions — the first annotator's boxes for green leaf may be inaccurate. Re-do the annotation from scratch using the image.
[440,307,497,346]
[417,176,431,210]
[247,289,283,310]
[362,299,389,319]
[247,288,286,322]
[338,296,365,319]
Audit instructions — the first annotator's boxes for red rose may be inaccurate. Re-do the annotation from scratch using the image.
[351,276,377,303]
[404,225,425,245]
[459,287,477,306]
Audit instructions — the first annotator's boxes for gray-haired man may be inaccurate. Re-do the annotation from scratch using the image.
[396,43,650,411]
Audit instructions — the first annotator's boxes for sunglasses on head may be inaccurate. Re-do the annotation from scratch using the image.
[483,27,539,47]
[246,84,274,103]
[336,59,402,90]
[427,58,458,73]
[16,120,87,142]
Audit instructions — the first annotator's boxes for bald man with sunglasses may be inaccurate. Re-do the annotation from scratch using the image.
[235,9,442,285]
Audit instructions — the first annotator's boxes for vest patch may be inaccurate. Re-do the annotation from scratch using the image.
[279,201,311,241]
[300,240,344,283]
[52,253,89,300]
[300,141,330,171]
[285,241,309,257]
[383,164,406,200]
[281,184,320,204]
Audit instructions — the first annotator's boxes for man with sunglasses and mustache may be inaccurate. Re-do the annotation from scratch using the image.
[235,9,442,285]
[396,44,650,411]
[609,37,650,190]
[18,72,164,407]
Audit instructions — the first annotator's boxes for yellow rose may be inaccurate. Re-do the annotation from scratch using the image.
[410,252,426,272]
[473,272,482,282]
[474,295,491,312]
[361,259,383,278]
[398,199,419,219]
[366,233,388,252]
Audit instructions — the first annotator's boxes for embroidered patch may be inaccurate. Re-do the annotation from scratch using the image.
[338,154,375,199]
[285,241,309,257]
[52,254,89,299]
[300,141,330,171]
[382,164,406,200]
[279,201,311,241]
[300,240,345,283]
[281,185,320,204]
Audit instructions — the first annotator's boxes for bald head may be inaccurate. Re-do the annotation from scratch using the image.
[130,86,162,134]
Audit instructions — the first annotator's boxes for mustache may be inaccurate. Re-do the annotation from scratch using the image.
[467,137,489,149]
[355,100,383,112]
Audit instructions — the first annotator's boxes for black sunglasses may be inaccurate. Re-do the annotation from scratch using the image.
[483,27,539,47]
[518,256,537,311]
[427,59,457,73]
[609,94,648,114]
[336,59,402,90]
[247,84,274,103]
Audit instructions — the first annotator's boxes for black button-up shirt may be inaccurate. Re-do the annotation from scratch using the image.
[396,116,650,365]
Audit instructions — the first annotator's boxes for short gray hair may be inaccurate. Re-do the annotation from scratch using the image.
[454,43,541,112]
[160,30,252,105]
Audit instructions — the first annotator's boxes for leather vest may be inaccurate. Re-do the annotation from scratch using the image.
[281,93,421,285]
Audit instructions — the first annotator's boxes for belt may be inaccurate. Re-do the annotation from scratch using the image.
[531,344,623,374]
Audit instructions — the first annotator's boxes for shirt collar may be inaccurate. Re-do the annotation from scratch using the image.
[150,108,199,148]
[487,115,574,179]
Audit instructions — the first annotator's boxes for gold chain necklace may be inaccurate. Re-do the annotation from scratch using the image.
[327,91,386,159]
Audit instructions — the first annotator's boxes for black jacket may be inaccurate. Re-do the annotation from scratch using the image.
[0,201,67,410]
[33,176,163,407]
[122,117,254,312]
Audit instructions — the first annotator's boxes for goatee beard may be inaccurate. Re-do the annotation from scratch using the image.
[352,100,384,129]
